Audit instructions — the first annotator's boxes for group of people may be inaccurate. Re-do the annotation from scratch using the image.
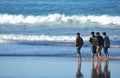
[75,32,110,61]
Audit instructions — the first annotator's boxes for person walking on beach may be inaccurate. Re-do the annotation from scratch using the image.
[89,32,98,60]
[96,32,104,60]
[75,33,84,62]
[102,32,110,60]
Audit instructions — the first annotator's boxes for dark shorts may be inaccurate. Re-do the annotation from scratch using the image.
[104,47,108,54]
[77,47,81,55]
[92,46,97,54]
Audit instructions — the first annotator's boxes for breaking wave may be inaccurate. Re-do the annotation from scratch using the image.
[0,13,120,26]
[0,34,120,48]
[0,34,75,42]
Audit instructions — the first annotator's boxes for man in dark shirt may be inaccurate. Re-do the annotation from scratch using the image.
[103,32,110,60]
[89,32,98,59]
[75,33,84,62]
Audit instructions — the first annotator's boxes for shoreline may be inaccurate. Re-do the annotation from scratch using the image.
[0,46,120,59]
[0,55,120,62]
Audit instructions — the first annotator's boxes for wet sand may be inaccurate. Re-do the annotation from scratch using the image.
[0,56,120,78]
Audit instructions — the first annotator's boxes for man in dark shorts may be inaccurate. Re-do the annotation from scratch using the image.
[103,32,110,60]
[75,33,84,62]
[89,32,98,59]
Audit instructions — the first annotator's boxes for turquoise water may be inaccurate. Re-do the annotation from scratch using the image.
[0,0,120,15]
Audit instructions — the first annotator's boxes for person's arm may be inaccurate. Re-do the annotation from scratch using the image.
[108,37,110,48]
[81,38,84,46]
[75,38,78,47]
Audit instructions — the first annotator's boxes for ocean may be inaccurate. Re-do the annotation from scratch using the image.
[0,0,120,58]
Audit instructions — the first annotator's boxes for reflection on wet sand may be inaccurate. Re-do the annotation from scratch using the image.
[103,60,111,78]
[76,61,84,78]
[91,60,98,78]
[91,60,111,78]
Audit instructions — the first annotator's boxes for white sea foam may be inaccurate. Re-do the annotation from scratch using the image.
[0,34,120,43]
[0,34,91,43]
[0,34,120,48]
[0,34,75,43]
[0,14,120,26]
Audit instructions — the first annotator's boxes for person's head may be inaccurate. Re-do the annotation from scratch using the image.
[76,32,80,37]
[76,32,80,36]
[96,32,100,36]
[91,31,95,38]
[103,32,106,36]
[91,32,94,35]
[91,31,95,35]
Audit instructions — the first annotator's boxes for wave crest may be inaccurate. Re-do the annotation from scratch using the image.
[0,34,120,42]
[0,34,120,48]
[0,14,120,26]
[0,34,75,43]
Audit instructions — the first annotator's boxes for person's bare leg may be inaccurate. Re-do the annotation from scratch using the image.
[105,53,109,60]
[92,53,95,61]
[107,53,109,60]
[98,54,102,61]
[78,54,82,62]
[97,52,102,61]
[92,53,94,58]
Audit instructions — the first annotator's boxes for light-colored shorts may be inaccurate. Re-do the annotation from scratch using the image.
[96,45,103,53]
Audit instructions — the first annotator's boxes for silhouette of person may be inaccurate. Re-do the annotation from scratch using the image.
[76,61,84,78]
[103,60,111,78]
[96,32,104,60]
[102,32,110,60]
[75,32,84,62]
[89,32,98,59]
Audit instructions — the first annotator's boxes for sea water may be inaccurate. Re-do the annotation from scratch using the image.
[0,0,120,58]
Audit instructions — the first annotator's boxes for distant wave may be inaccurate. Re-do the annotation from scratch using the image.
[0,14,120,26]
